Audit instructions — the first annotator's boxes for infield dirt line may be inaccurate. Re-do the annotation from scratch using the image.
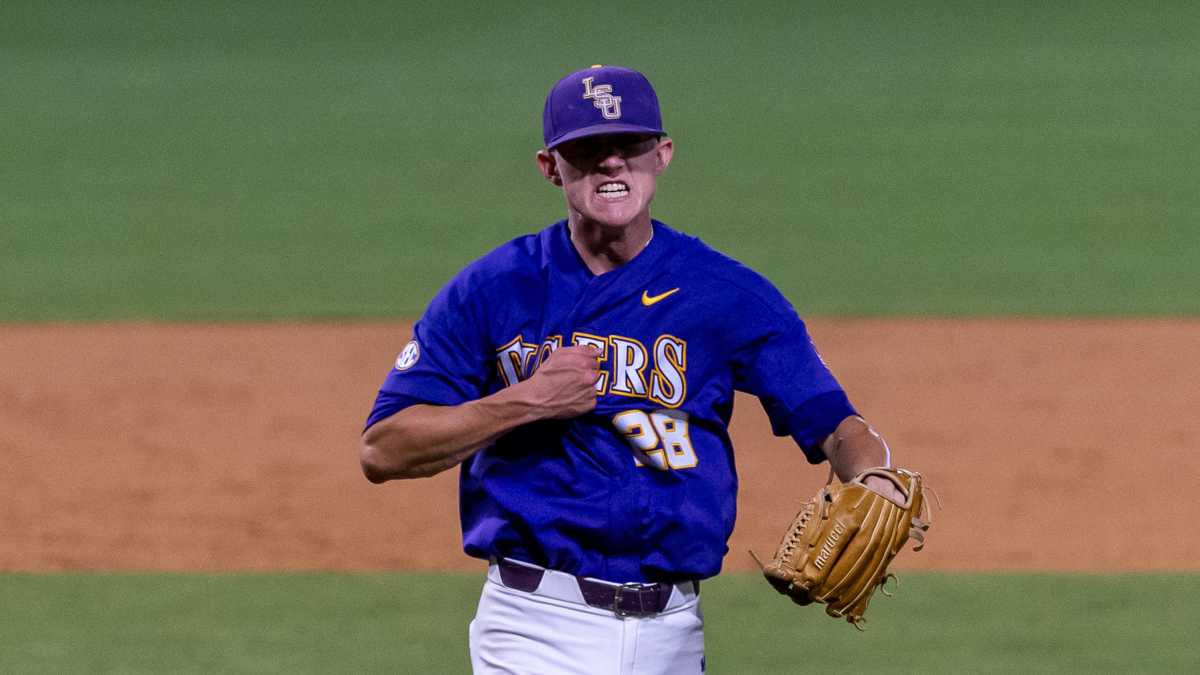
[2,319,1197,572]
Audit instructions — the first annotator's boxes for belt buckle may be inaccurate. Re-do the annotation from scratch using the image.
[612,582,655,618]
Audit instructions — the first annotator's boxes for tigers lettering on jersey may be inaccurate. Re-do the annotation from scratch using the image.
[571,332,611,393]
[609,335,649,399]
[535,335,563,372]
[494,331,688,406]
[495,335,538,387]
[649,335,686,408]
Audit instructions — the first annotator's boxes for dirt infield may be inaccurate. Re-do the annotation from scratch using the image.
[2,319,1197,572]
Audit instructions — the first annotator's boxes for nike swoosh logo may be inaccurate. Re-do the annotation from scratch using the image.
[641,288,680,306]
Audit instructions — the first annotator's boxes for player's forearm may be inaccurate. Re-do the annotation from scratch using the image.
[359,385,546,482]
[823,415,892,482]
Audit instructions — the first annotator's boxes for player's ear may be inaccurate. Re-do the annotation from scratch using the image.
[653,137,674,175]
[536,149,563,186]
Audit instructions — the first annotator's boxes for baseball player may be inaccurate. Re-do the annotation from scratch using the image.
[361,65,902,674]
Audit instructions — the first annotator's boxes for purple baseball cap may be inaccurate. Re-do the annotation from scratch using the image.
[542,65,666,149]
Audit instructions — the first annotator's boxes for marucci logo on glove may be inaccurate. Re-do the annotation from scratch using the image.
[814,522,848,571]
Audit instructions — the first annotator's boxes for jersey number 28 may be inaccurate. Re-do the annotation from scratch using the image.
[612,409,698,470]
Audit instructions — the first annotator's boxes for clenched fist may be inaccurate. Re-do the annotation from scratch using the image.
[519,345,601,420]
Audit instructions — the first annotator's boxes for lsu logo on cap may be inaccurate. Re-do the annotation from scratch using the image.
[582,76,622,120]
[395,340,420,371]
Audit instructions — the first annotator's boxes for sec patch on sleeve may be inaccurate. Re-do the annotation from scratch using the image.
[395,340,420,371]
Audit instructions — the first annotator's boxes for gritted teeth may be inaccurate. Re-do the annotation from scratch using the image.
[596,181,629,199]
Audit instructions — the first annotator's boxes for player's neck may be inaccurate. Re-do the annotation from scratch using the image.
[568,216,654,275]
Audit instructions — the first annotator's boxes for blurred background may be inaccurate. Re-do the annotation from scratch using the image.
[2,1,1198,672]
[6,0,1197,320]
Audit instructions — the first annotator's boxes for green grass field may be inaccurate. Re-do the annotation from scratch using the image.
[3,1,1198,320]
[2,573,1197,673]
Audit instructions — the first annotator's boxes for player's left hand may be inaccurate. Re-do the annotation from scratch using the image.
[863,472,906,506]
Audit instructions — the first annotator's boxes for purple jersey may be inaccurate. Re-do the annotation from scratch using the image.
[367,220,855,583]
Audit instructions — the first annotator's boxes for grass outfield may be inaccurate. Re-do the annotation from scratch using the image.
[1,573,1196,673]
[3,1,1198,320]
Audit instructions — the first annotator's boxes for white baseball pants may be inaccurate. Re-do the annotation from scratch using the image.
[469,562,706,674]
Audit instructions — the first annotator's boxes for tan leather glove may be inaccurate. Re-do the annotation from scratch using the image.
[758,467,933,628]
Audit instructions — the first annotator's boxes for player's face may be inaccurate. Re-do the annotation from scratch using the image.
[538,133,673,231]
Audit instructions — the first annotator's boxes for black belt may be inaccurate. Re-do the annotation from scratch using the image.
[495,558,698,618]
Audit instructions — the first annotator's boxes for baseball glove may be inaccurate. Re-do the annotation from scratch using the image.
[755,467,932,628]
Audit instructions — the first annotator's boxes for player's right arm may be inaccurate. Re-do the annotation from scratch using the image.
[359,345,600,482]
